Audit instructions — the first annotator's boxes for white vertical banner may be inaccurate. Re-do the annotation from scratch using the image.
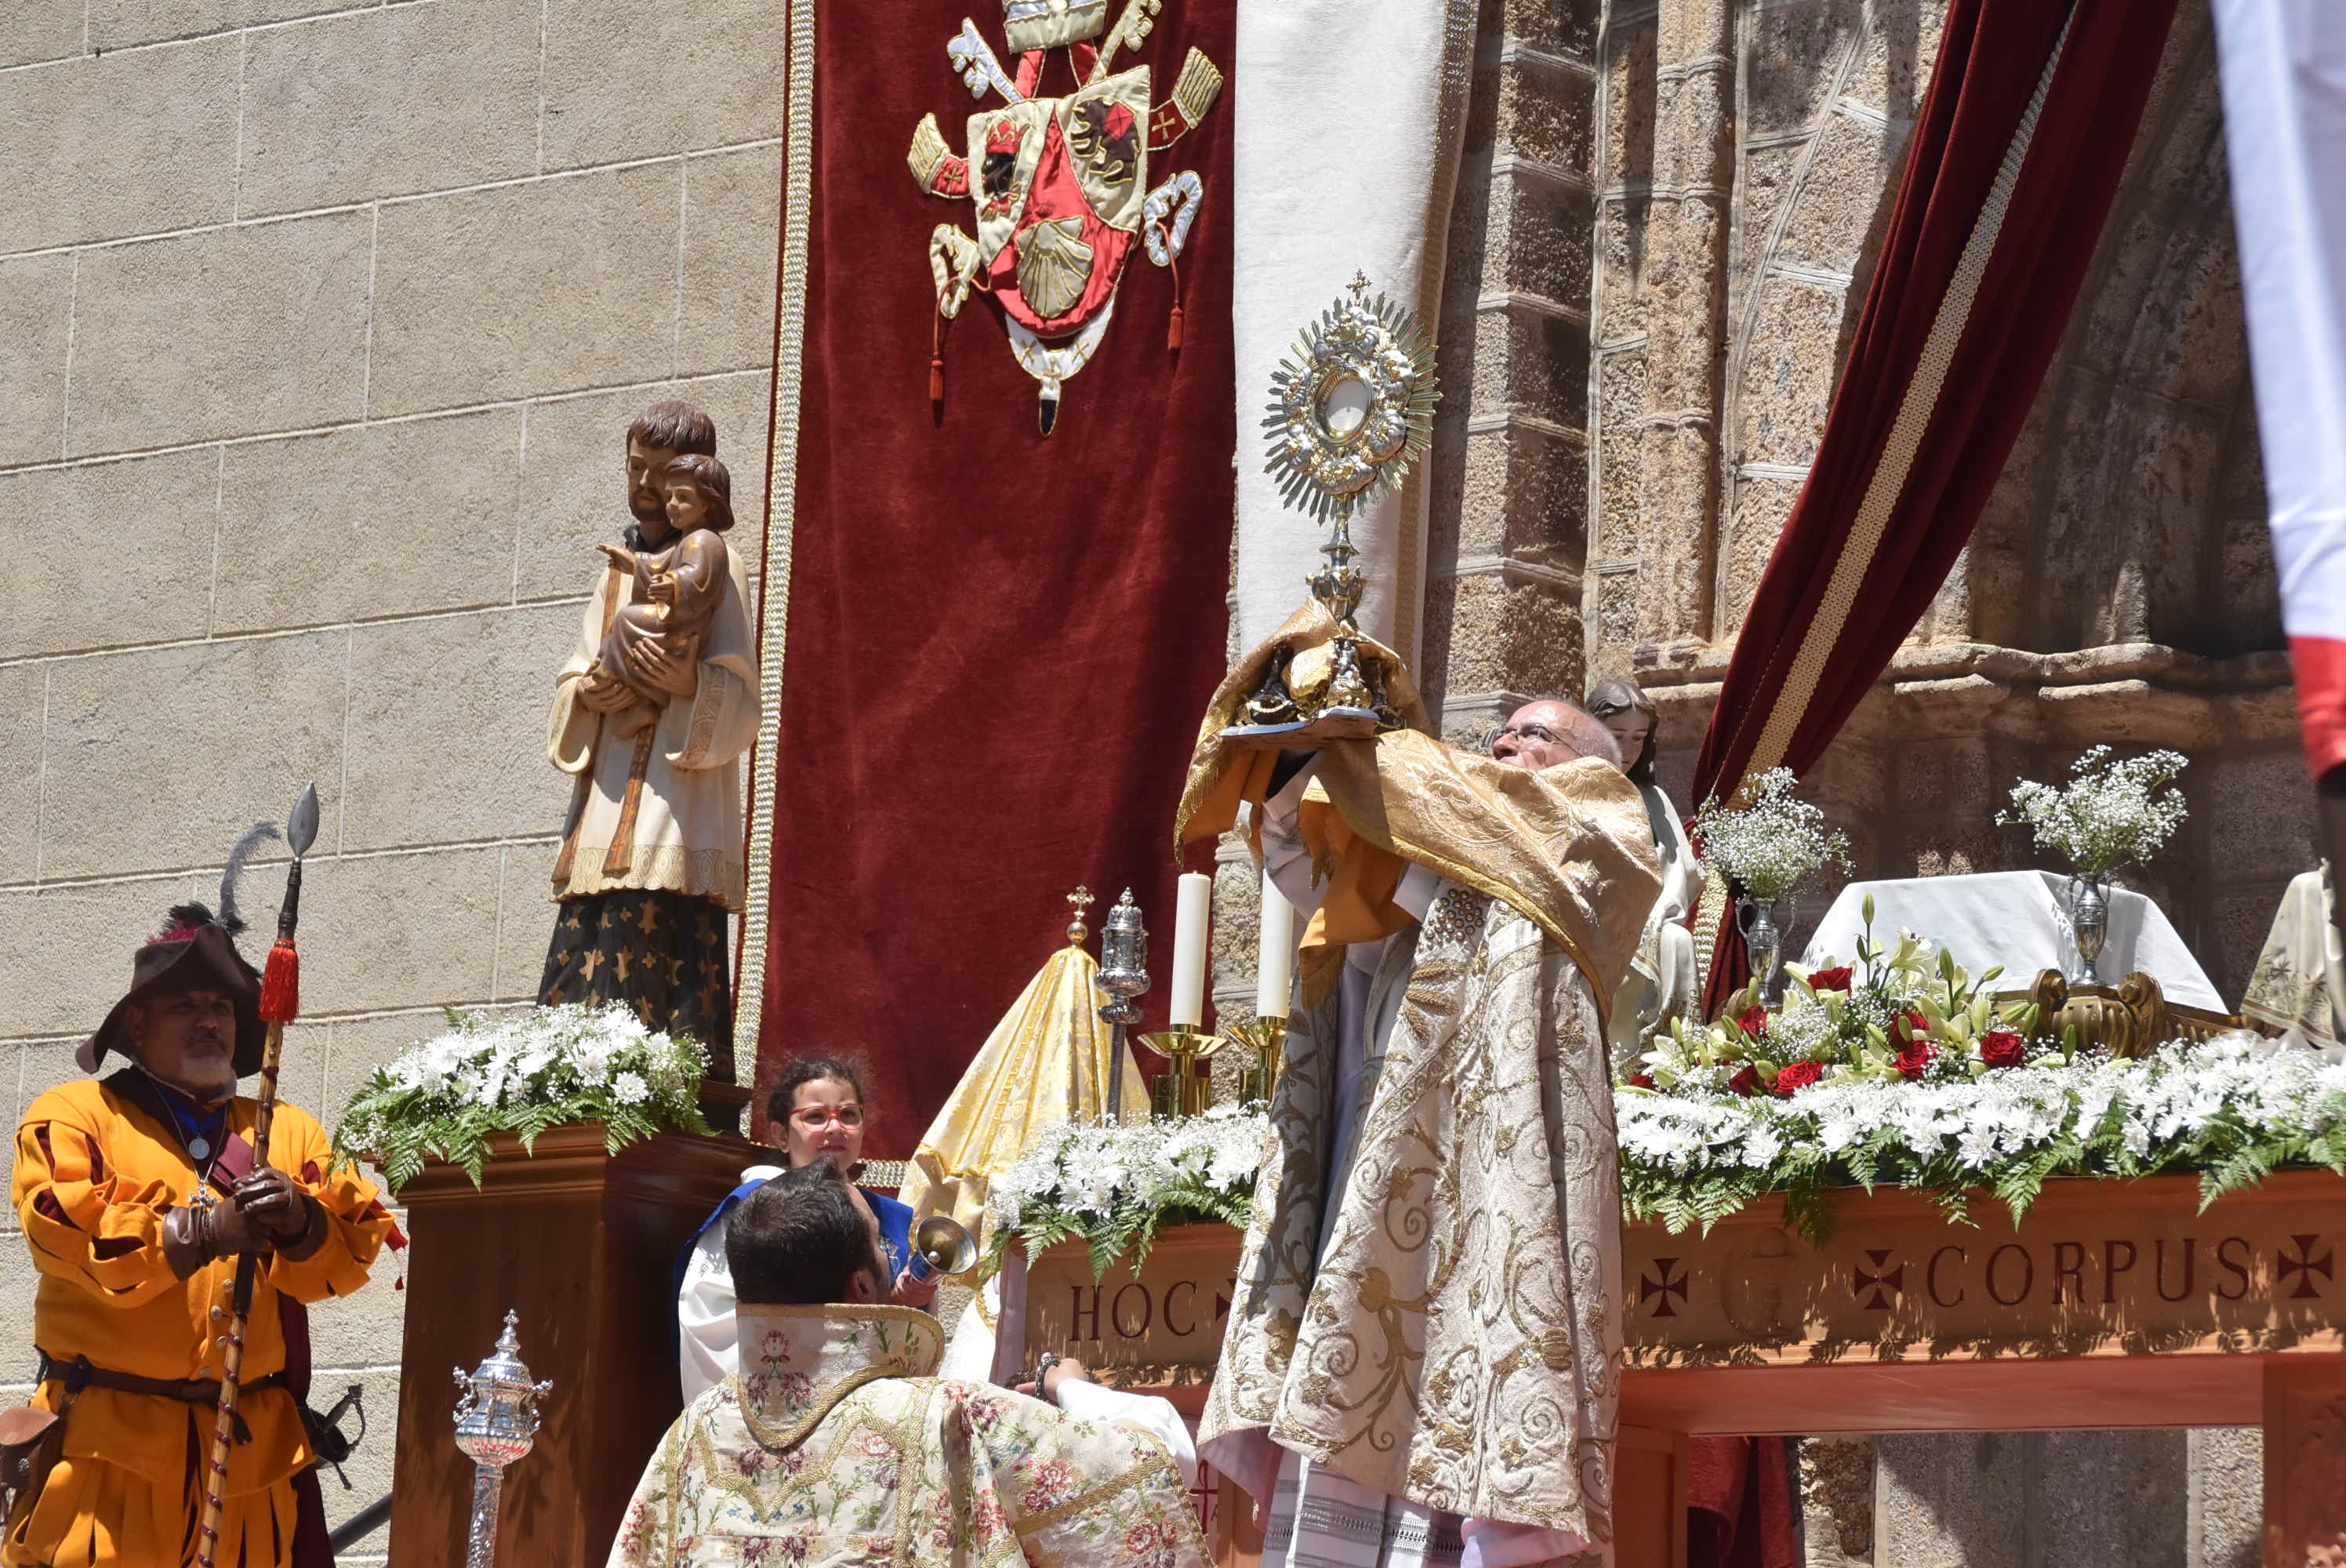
[1231,0,1476,666]
[2211,0,2346,776]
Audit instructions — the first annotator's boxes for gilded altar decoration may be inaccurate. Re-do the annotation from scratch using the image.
[899,891,1150,1241]
[909,0,1224,434]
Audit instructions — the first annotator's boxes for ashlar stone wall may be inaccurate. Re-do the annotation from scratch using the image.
[0,0,786,1554]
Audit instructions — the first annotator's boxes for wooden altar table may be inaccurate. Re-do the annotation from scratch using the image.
[1017,1171,2346,1568]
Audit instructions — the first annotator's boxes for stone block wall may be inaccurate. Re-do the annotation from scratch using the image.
[0,0,786,1554]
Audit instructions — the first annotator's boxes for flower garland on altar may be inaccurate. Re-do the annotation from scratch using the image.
[1619,1033,2346,1238]
[333,1003,712,1190]
[986,1105,1269,1277]
[1634,900,2045,1099]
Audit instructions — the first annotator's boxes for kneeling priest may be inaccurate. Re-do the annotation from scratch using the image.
[1179,605,1661,1567]
[612,1158,1208,1567]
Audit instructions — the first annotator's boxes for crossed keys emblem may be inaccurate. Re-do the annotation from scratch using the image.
[1854,1249,1904,1311]
[1640,1258,1688,1318]
[2279,1234,2335,1299]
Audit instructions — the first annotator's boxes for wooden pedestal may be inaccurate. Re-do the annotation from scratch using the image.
[388,1123,760,1566]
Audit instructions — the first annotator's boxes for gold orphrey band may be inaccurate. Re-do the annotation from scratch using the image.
[732,0,817,1068]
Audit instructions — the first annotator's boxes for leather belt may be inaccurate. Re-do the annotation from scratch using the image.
[34,1352,285,1445]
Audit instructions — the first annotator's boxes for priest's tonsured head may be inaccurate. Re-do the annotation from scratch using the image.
[727,1159,891,1306]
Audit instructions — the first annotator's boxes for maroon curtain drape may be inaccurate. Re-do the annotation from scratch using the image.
[1693,0,2178,1013]
[750,2,1237,1154]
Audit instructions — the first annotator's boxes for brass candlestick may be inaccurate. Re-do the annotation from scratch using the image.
[1138,1025,1226,1118]
[1222,1016,1287,1105]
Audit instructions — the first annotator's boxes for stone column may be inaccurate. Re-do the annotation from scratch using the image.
[1421,0,1605,739]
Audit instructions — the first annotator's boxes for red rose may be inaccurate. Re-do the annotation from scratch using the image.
[1807,966,1854,993]
[1894,1038,1935,1080]
[1773,1060,1825,1097]
[1979,1030,2026,1069]
[1898,1011,1930,1043]
[1626,1073,1656,1091]
[1734,1006,1769,1036]
[1727,1065,1762,1098]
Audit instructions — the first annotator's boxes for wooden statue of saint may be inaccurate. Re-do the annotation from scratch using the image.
[540,401,761,1080]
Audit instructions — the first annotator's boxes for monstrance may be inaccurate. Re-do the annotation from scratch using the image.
[1224,272,1440,748]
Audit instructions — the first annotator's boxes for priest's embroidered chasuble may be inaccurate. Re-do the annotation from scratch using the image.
[1178,608,1661,1556]
[609,1305,1210,1567]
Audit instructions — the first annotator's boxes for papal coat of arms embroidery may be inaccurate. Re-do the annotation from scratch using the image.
[909,0,1222,434]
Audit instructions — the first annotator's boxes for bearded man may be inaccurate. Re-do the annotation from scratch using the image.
[7,899,394,1568]
[611,1160,1208,1567]
[543,400,761,1073]
[1177,606,1661,1568]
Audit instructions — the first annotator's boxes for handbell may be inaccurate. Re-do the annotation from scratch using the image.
[906,1214,977,1283]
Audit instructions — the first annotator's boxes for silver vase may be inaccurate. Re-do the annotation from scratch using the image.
[1736,895,1789,1006]
[2067,872,2112,985]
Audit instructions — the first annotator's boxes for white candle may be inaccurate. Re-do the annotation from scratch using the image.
[1255,870,1296,1018]
[1168,872,1213,1029]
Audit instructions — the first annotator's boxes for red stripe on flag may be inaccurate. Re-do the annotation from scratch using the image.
[2290,634,2346,780]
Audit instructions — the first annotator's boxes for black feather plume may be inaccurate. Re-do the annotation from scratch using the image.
[217,822,280,936]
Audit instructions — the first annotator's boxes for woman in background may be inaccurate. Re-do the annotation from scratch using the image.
[675,1054,937,1403]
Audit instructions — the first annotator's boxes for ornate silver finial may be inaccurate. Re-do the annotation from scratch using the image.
[452,1311,552,1568]
[1095,891,1151,1122]
[1065,885,1096,946]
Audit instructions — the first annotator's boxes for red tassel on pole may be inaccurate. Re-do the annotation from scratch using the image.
[257,938,300,1025]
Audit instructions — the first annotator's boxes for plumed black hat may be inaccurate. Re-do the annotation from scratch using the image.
[78,825,277,1079]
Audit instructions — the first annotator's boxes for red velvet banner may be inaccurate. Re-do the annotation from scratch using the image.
[750,0,1237,1155]
[1692,0,2177,1012]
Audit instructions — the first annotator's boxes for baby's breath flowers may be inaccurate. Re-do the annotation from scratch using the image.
[1694,768,1853,902]
[1997,746,2189,877]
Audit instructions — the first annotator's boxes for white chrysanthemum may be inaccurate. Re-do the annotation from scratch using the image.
[611,1071,650,1105]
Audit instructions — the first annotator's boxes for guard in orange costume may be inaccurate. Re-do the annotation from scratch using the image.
[5,893,393,1568]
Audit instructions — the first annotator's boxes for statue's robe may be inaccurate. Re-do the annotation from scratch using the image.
[7,1080,393,1568]
[542,539,760,1059]
[609,1305,1209,1568]
[1178,606,1661,1565]
[1608,782,1706,1077]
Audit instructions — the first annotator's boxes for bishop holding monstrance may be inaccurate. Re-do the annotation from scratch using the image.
[1178,603,1661,1568]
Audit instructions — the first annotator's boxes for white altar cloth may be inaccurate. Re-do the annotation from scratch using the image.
[1798,870,2225,1012]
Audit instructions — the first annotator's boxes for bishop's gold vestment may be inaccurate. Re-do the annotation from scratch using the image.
[610,1305,1211,1568]
[1179,606,1661,1552]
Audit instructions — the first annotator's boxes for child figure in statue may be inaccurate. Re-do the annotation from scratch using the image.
[586,454,735,739]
